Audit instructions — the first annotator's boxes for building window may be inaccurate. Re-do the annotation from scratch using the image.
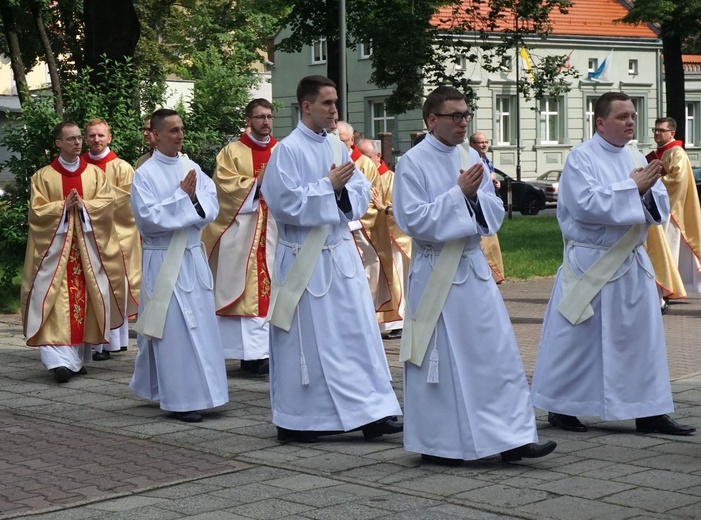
[687,102,698,146]
[539,97,562,144]
[292,105,301,126]
[500,56,513,72]
[629,97,646,142]
[495,95,516,145]
[369,100,395,138]
[628,59,638,75]
[311,38,327,64]
[585,96,599,139]
[359,42,372,59]
[588,58,598,73]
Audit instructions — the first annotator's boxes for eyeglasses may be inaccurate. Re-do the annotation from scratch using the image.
[434,112,474,123]
[142,127,151,132]
[473,141,488,145]
[62,135,83,143]
[250,115,275,121]
[652,128,671,133]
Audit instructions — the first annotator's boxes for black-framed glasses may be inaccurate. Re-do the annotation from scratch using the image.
[251,115,275,121]
[652,127,671,133]
[62,135,83,143]
[434,112,474,123]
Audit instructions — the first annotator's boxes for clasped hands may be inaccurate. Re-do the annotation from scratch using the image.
[180,169,198,202]
[630,159,663,195]
[458,163,484,200]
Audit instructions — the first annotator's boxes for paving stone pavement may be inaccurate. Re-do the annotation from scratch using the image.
[1,278,700,519]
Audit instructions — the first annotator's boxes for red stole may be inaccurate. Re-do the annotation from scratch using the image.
[350,145,361,162]
[51,157,88,344]
[378,160,389,175]
[646,140,683,176]
[239,133,278,316]
[81,150,117,172]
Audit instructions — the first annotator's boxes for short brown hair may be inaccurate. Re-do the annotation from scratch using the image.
[655,116,677,132]
[296,75,336,105]
[52,122,80,142]
[594,92,631,120]
[245,98,273,118]
[423,86,465,125]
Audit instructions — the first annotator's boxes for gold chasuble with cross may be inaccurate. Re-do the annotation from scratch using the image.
[21,158,126,346]
[202,134,278,318]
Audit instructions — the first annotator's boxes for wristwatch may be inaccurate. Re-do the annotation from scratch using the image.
[385,205,392,215]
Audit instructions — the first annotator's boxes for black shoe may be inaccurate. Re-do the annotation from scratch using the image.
[501,441,557,462]
[636,415,696,436]
[548,412,588,432]
[72,367,87,376]
[256,359,270,375]
[92,351,110,361]
[421,453,463,466]
[120,346,128,352]
[53,366,72,383]
[361,416,404,440]
[276,427,319,443]
[661,299,671,315]
[387,329,403,339]
[174,411,203,423]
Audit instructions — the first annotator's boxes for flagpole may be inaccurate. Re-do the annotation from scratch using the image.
[515,46,522,183]
[339,0,347,120]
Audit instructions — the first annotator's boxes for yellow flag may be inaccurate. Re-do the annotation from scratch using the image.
[519,46,534,81]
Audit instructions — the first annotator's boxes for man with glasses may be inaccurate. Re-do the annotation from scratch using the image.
[648,118,701,298]
[21,122,126,383]
[469,132,505,283]
[202,98,278,375]
[135,117,156,169]
[394,86,556,465]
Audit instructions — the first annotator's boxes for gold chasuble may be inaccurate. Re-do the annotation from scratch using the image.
[653,141,701,265]
[202,134,278,317]
[349,146,399,313]
[82,151,141,314]
[21,159,126,346]
[644,224,687,299]
[377,170,411,324]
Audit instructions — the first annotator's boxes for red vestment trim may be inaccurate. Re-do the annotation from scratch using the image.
[238,133,278,316]
[378,160,389,175]
[81,150,118,172]
[51,157,88,344]
[350,145,361,162]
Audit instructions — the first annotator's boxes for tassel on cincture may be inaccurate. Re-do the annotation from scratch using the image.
[427,347,439,384]
[300,351,310,385]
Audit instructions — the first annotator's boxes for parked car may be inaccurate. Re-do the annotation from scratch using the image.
[531,169,561,203]
[493,168,547,215]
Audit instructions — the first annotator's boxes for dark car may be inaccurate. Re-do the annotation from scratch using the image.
[493,168,547,215]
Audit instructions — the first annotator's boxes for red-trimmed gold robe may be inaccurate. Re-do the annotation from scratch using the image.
[21,158,126,346]
[82,151,140,314]
[350,146,399,313]
[202,134,278,318]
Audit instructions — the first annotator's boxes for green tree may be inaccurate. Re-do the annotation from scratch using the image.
[277,0,577,114]
[621,0,701,144]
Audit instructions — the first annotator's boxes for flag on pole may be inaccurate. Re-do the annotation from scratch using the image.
[519,46,534,81]
[558,50,573,73]
[588,50,612,81]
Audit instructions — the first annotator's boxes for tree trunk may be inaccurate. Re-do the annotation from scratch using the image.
[29,1,63,116]
[83,0,140,84]
[662,33,686,144]
[0,2,29,107]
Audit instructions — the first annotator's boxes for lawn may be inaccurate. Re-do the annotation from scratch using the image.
[498,215,563,280]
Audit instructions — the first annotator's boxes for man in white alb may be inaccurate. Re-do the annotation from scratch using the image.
[394,86,556,465]
[532,92,695,436]
[261,75,402,442]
